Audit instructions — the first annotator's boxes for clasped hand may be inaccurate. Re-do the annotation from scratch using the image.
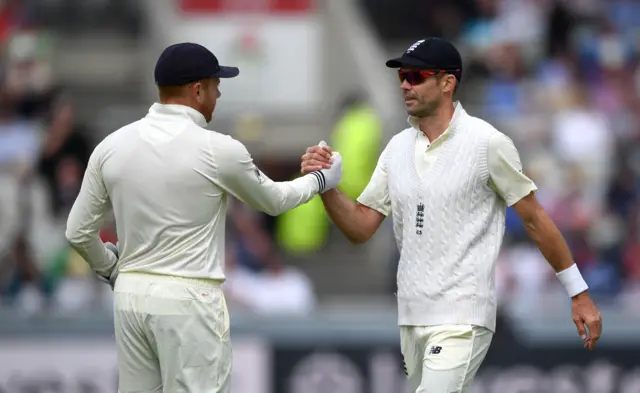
[301,141,342,193]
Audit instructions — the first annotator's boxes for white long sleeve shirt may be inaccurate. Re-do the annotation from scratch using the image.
[65,103,321,280]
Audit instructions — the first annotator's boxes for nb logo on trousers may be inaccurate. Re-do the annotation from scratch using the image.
[429,346,442,355]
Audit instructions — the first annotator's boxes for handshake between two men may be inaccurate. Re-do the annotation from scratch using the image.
[302,141,342,189]
[94,141,341,291]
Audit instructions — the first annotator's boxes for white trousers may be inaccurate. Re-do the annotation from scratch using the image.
[114,272,232,393]
[400,325,493,393]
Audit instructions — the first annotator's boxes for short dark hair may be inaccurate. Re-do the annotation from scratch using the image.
[157,78,216,101]
[157,84,189,101]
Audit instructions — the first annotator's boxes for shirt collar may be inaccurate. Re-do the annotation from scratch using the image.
[407,101,466,135]
[147,103,208,128]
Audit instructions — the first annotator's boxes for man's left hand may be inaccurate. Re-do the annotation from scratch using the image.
[96,242,119,290]
[571,292,602,350]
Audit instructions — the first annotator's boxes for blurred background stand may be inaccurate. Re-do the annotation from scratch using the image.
[1,0,640,392]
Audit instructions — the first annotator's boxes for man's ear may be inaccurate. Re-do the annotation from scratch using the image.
[444,75,457,93]
[193,82,204,104]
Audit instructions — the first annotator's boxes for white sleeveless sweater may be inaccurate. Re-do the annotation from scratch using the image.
[386,108,506,331]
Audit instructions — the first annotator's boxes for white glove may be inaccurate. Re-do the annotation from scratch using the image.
[105,241,118,257]
[309,141,342,194]
[96,242,119,290]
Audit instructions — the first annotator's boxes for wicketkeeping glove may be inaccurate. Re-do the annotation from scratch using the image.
[95,242,119,290]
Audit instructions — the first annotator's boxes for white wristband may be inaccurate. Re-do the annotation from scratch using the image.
[556,263,588,297]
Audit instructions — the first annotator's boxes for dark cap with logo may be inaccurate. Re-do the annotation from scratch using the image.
[154,42,239,86]
[386,37,462,82]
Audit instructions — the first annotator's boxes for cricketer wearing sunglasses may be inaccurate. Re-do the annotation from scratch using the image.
[301,37,602,393]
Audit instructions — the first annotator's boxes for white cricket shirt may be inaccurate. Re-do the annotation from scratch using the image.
[66,103,321,280]
[357,102,537,331]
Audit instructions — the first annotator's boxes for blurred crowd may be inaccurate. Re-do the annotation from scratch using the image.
[3,0,640,316]
[0,1,316,316]
[452,0,640,310]
[362,0,640,311]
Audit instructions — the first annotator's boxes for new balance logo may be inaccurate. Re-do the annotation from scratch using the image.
[416,203,425,235]
[429,346,442,355]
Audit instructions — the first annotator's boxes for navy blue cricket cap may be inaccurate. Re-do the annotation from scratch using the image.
[154,42,239,86]
[386,37,462,82]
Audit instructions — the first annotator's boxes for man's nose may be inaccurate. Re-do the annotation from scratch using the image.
[400,80,412,90]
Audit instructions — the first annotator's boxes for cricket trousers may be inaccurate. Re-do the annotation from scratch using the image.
[114,272,231,393]
[400,325,493,393]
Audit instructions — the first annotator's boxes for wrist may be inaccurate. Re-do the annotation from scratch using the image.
[321,188,339,197]
[556,263,589,298]
[308,170,326,193]
[571,290,589,300]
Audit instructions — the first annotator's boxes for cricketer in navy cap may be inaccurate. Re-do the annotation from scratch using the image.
[154,42,239,123]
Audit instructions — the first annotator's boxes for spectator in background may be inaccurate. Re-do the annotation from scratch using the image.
[551,86,613,207]
[225,201,316,315]
[0,88,39,170]
[0,235,51,313]
[37,100,91,218]
[0,0,26,47]
[4,29,57,120]
[483,41,529,118]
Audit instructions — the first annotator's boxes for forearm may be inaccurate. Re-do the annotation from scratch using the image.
[522,209,574,273]
[243,174,320,216]
[65,201,117,274]
[65,230,117,275]
[321,189,379,244]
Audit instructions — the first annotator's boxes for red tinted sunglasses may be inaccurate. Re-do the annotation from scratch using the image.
[398,69,459,86]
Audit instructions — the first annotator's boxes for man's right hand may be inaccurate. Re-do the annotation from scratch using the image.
[301,142,333,174]
[302,141,342,193]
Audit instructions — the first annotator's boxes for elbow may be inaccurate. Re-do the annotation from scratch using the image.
[261,198,292,217]
[346,231,372,245]
[348,237,367,245]
[65,230,80,248]
[262,205,285,217]
[65,225,87,248]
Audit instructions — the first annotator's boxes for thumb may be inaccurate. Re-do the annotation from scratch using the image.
[573,317,587,341]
